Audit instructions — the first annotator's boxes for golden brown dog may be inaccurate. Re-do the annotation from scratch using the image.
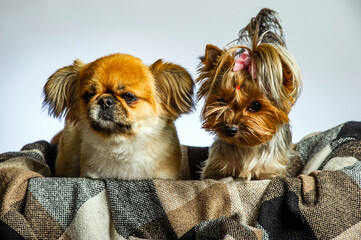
[44,53,194,180]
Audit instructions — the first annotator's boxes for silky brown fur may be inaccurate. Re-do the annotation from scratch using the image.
[43,53,194,180]
[197,9,302,180]
[149,59,194,119]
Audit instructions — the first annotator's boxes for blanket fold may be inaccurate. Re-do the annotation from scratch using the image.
[1,121,361,239]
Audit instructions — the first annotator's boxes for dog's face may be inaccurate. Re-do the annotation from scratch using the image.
[44,53,194,137]
[78,54,158,136]
[197,45,301,146]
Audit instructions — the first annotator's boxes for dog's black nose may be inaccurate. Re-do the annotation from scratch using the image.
[224,126,238,137]
[98,97,115,109]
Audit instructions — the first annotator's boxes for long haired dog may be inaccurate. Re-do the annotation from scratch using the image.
[44,53,194,180]
[197,9,302,180]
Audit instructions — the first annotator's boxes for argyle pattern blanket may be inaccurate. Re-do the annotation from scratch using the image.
[1,121,361,240]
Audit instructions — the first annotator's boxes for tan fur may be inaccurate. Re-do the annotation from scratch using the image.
[43,53,194,180]
[149,59,194,119]
[50,130,62,144]
[201,125,294,180]
[197,9,302,180]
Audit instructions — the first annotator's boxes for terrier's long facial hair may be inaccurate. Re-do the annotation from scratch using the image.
[202,73,289,146]
[197,8,302,180]
[197,9,301,147]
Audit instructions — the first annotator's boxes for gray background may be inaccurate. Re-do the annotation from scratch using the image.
[1,0,360,152]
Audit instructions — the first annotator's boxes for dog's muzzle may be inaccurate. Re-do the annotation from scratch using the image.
[98,96,115,121]
[224,126,238,137]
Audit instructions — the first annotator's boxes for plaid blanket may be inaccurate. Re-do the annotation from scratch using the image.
[1,121,361,240]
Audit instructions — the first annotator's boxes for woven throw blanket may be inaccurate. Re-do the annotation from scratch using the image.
[1,121,361,239]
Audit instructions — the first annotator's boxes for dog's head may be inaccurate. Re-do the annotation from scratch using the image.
[197,9,302,146]
[43,53,194,136]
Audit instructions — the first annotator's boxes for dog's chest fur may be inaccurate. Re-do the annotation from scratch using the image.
[79,120,174,180]
[202,124,296,180]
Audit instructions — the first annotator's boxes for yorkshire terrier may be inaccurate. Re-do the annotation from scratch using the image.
[197,8,302,180]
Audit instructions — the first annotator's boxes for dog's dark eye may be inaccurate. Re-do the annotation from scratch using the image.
[248,101,262,112]
[82,91,96,102]
[121,92,137,104]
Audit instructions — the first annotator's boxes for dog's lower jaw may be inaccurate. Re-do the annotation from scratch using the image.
[201,123,297,180]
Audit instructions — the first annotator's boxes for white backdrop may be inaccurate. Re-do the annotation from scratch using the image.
[0,0,360,152]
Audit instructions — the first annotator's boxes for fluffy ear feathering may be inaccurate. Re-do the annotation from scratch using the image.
[43,59,84,121]
[149,59,194,120]
[42,53,194,180]
[43,56,194,123]
[197,8,303,180]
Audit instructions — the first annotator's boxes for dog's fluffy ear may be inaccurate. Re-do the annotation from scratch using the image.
[278,52,302,112]
[200,44,223,71]
[283,61,302,101]
[149,59,194,120]
[197,44,233,100]
[43,59,84,121]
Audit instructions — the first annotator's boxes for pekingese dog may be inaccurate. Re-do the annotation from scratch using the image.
[43,53,194,180]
